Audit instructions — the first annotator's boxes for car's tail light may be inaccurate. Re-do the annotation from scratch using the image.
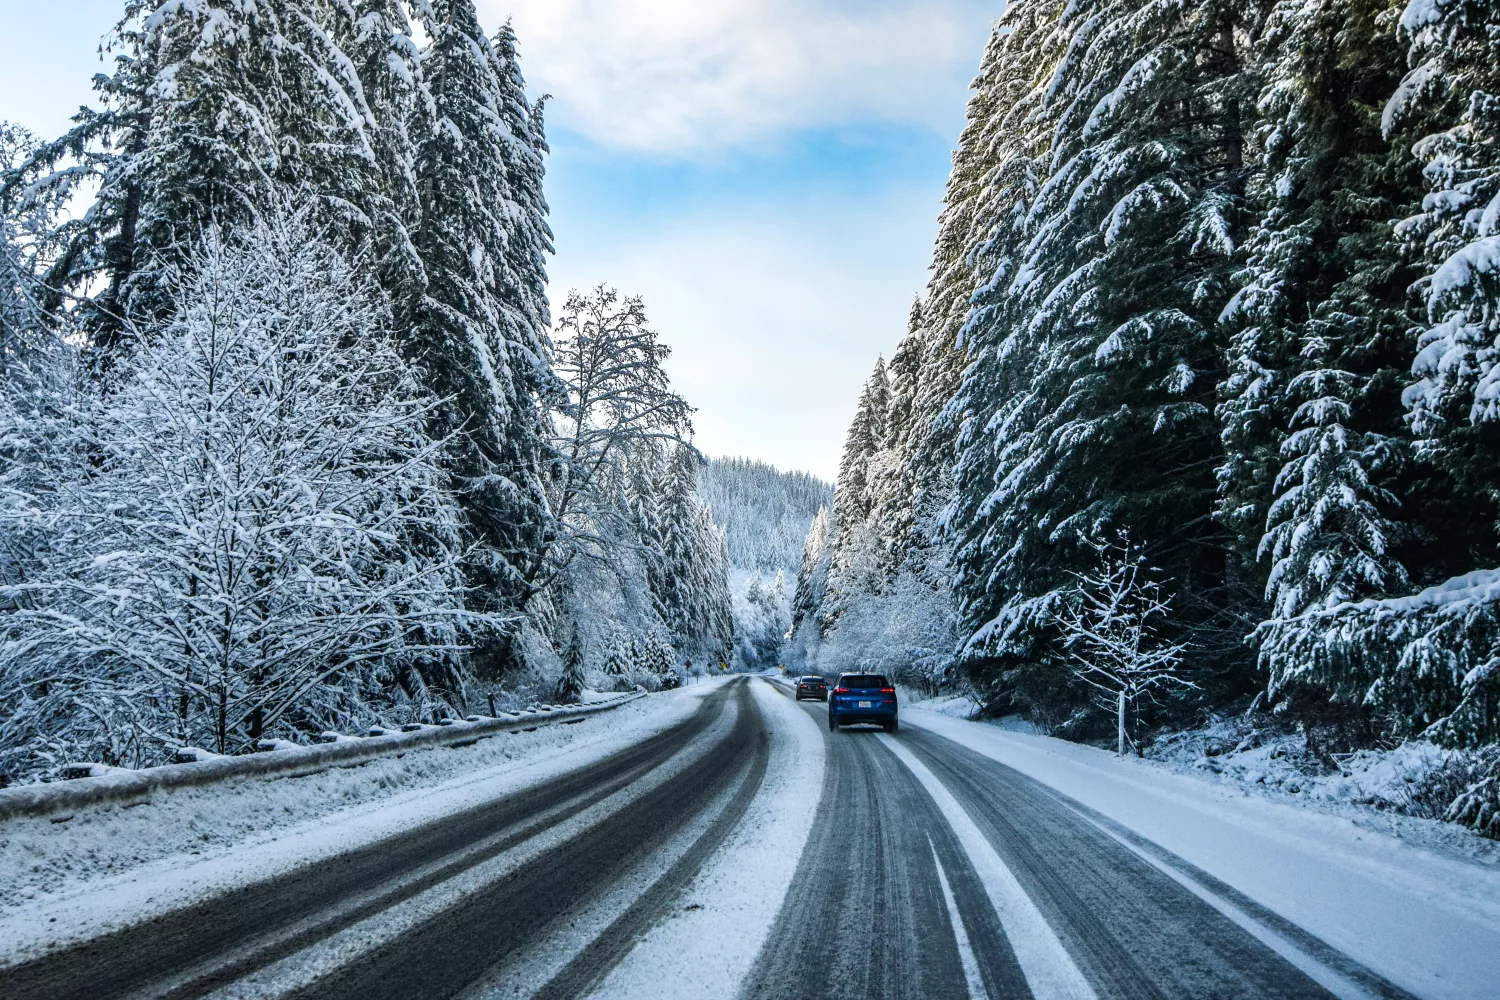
[879,687,895,694]
[834,687,849,694]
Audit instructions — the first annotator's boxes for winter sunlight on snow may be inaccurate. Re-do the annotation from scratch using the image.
[2,2,1500,999]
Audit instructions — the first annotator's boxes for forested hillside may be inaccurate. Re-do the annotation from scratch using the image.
[699,458,832,573]
[0,1,731,784]
[791,0,1500,835]
[699,457,831,667]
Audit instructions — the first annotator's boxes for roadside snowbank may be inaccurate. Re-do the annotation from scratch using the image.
[0,683,720,962]
[1144,716,1484,823]
[906,707,1500,1000]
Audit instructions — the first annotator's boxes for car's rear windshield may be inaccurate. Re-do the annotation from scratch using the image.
[800,676,824,683]
[840,675,889,689]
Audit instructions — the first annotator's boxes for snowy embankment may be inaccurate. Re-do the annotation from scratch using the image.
[905,707,1500,1000]
[0,684,721,963]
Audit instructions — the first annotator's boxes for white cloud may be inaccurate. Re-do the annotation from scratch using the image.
[548,186,938,479]
[485,0,994,153]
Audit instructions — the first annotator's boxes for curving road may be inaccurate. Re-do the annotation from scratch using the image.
[0,678,1444,1000]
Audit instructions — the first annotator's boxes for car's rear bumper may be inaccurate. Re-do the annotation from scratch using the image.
[829,707,897,725]
[795,690,828,701]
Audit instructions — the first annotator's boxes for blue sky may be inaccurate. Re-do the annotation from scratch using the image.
[0,0,996,481]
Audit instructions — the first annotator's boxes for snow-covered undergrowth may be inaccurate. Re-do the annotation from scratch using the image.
[0,689,703,917]
[1143,716,1500,832]
[898,690,979,721]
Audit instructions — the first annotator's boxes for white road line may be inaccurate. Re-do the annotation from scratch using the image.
[929,834,989,1000]
[880,735,1098,1000]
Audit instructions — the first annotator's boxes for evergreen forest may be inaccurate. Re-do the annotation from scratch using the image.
[789,0,1500,837]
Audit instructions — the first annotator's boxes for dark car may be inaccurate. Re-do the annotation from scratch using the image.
[795,675,828,701]
[828,673,898,732]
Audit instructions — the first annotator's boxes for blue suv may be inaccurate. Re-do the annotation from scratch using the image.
[828,673,898,732]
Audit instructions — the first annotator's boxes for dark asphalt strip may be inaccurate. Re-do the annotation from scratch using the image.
[1037,791,1421,1000]
[740,700,1030,1000]
[898,726,1405,1000]
[0,689,731,1000]
[283,680,768,1000]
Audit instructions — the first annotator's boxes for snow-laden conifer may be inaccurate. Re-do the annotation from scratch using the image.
[1391,0,1500,443]
[823,359,891,625]
[1219,0,1415,628]
[341,0,429,316]
[788,505,834,649]
[409,0,554,644]
[648,444,734,661]
[948,0,1260,713]
[0,4,160,351]
[556,630,585,703]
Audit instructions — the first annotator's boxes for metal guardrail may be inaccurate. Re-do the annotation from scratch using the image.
[0,693,646,823]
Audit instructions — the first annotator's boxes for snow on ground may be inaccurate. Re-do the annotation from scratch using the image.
[900,689,1050,733]
[898,689,978,720]
[905,707,1500,1000]
[905,691,1491,850]
[1144,715,1477,822]
[588,678,825,1000]
[0,683,725,965]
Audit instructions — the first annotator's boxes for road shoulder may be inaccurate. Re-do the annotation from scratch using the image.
[904,707,1500,1000]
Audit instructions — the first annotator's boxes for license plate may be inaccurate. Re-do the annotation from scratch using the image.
[858,700,872,708]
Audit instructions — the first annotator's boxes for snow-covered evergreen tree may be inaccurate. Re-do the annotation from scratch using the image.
[648,444,734,661]
[409,0,554,654]
[1220,0,1416,628]
[602,625,632,679]
[1389,0,1500,532]
[341,0,429,317]
[0,125,60,372]
[948,0,1262,717]
[1,4,159,351]
[556,630,585,703]
[823,359,891,625]
[788,504,834,649]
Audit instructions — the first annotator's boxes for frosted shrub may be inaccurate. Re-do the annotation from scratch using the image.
[1052,534,1194,756]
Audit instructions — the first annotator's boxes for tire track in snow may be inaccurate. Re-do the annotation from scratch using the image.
[898,725,1407,1000]
[2,685,739,1000]
[881,734,1096,1000]
[739,700,1031,1000]
[281,680,766,1000]
[581,678,825,1000]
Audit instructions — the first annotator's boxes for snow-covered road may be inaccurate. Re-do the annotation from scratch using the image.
[2,677,1495,1000]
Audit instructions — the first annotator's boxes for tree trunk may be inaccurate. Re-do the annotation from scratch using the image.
[1118,689,1126,757]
